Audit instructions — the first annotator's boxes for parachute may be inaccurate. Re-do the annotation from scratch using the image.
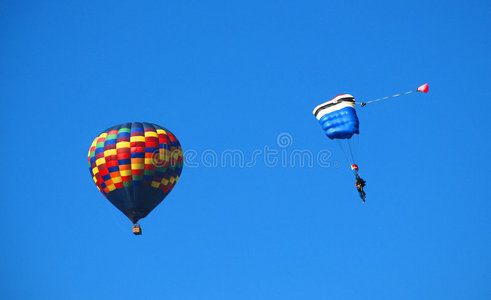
[313,93,360,169]
[88,122,183,234]
[313,94,359,139]
[313,84,429,202]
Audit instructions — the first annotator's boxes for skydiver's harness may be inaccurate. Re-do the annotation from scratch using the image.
[355,175,366,188]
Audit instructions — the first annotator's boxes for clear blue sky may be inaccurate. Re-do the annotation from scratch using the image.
[1,1,490,299]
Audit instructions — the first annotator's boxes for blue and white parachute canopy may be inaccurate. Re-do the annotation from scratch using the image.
[313,94,360,139]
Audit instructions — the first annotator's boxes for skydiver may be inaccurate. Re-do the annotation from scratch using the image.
[355,174,366,204]
[351,164,366,203]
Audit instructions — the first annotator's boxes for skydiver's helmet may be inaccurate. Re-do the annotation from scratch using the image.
[351,164,359,172]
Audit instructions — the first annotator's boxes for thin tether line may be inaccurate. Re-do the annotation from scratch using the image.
[359,90,416,106]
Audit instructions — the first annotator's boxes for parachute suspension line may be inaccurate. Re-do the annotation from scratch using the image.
[355,134,360,158]
[359,90,417,107]
[336,140,351,165]
[347,139,355,164]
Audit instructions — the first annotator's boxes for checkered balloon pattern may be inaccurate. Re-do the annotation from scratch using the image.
[88,122,183,223]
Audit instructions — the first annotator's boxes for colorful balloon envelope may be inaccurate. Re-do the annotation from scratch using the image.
[88,122,183,225]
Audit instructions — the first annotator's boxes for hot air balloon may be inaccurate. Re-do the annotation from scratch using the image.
[88,122,183,235]
[313,83,429,203]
